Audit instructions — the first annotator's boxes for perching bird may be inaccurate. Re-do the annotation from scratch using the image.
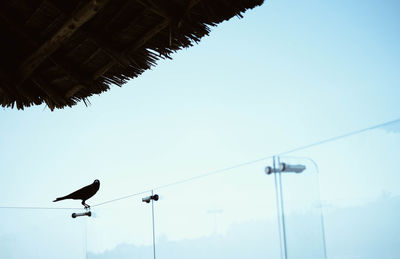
[53,179,100,209]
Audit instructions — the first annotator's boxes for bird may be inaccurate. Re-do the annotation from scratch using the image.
[53,179,100,209]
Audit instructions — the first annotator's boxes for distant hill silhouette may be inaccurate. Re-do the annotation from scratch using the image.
[87,196,400,259]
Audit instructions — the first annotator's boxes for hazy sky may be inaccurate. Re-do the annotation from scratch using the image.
[1,0,399,204]
[1,0,400,257]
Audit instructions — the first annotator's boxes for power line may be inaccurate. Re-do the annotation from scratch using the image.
[93,117,400,207]
[2,117,399,210]
[91,156,275,207]
[153,156,273,190]
[278,118,400,156]
[0,206,80,210]
[92,190,150,207]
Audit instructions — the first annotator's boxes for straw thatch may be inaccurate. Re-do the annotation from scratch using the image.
[0,0,264,110]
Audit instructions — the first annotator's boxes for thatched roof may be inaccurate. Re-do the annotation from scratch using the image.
[0,0,264,110]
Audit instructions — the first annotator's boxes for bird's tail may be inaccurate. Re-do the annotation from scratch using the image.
[53,196,67,202]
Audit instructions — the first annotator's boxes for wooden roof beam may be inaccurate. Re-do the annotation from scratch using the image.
[92,0,201,80]
[187,0,201,13]
[82,47,103,66]
[0,10,38,52]
[28,2,131,70]
[16,0,110,86]
[35,0,129,69]
[92,18,169,80]
[65,84,86,99]
[87,36,131,67]
[0,8,95,100]
[0,69,13,98]
[135,0,169,19]
[31,76,66,107]
[47,57,95,95]
[104,0,134,31]
[0,60,35,102]
[88,5,150,68]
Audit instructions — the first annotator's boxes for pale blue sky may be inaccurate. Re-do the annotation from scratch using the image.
[2,0,399,203]
[1,0,400,256]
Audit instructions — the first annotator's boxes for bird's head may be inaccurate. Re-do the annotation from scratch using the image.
[94,179,100,185]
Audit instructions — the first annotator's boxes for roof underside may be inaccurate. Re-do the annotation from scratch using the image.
[0,0,264,110]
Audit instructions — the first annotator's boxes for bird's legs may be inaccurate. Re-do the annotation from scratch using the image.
[82,200,90,210]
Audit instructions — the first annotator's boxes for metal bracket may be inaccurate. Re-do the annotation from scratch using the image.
[265,162,306,175]
[72,210,91,218]
[142,194,159,203]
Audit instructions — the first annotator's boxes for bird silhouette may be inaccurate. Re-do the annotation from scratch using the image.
[53,179,100,209]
